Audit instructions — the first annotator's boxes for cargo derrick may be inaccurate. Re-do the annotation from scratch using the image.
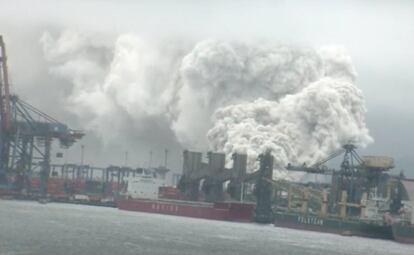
[253,151,274,223]
[178,150,248,202]
[0,35,84,195]
[201,152,227,202]
[0,36,12,182]
[252,145,397,239]
[286,144,393,217]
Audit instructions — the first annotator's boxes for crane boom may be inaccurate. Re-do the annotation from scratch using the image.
[0,35,12,131]
[0,35,12,176]
[0,35,84,189]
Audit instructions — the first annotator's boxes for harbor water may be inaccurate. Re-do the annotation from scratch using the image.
[0,200,413,255]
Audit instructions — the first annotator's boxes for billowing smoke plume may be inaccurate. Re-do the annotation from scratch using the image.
[207,78,372,175]
[174,40,371,174]
[40,30,184,146]
[40,30,372,175]
[172,41,325,148]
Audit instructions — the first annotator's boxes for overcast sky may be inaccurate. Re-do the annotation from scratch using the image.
[0,0,413,176]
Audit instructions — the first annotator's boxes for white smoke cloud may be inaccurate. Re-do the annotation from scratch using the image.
[40,30,372,177]
[207,78,372,176]
[172,40,325,148]
[40,31,183,144]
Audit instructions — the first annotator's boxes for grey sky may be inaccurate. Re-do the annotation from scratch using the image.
[0,0,413,176]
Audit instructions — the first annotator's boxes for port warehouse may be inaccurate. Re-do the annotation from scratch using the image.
[1,34,414,243]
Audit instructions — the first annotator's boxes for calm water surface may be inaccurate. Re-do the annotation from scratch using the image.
[0,200,413,255]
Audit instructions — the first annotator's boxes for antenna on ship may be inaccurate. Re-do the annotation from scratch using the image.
[164,149,168,168]
[149,150,153,168]
[124,150,128,167]
[80,144,85,166]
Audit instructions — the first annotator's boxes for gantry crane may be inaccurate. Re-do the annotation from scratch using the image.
[250,144,395,222]
[286,144,393,215]
[0,35,84,195]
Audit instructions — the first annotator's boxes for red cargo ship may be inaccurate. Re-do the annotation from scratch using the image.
[116,198,255,222]
[116,174,255,222]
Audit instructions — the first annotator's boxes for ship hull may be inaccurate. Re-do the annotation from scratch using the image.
[116,198,254,222]
[392,222,414,244]
[274,212,393,240]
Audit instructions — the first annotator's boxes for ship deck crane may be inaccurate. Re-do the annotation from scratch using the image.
[286,144,392,215]
[251,145,393,221]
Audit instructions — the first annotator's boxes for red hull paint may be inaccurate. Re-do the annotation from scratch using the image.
[116,198,254,222]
